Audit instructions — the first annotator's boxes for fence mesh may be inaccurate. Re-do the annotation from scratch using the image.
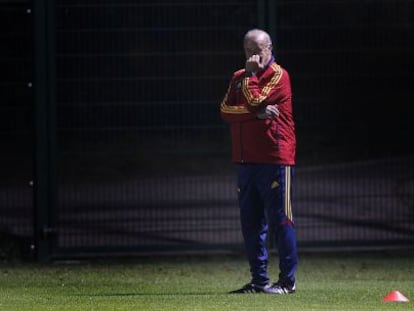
[1,0,413,260]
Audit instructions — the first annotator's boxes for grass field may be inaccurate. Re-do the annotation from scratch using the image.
[0,251,413,311]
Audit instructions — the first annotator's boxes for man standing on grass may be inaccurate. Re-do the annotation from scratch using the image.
[220,28,298,294]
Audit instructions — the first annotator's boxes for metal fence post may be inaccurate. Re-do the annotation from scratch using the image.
[258,0,266,29]
[258,0,277,41]
[33,0,57,263]
[268,0,276,42]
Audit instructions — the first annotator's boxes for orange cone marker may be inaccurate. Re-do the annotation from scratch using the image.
[383,290,409,302]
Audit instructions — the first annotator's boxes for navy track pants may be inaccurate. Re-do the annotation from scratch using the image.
[237,163,298,286]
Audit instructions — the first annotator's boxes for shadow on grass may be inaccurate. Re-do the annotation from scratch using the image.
[74,292,229,296]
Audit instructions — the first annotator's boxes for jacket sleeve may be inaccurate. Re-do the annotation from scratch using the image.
[241,65,287,113]
[220,75,257,123]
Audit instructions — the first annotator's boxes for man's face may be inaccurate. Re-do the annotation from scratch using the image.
[244,37,272,67]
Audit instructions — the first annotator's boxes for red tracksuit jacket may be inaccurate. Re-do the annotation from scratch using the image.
[220,60,296,165]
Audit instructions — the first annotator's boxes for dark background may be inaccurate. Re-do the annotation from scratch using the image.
[279,1,414,163]
[1,0,413,261]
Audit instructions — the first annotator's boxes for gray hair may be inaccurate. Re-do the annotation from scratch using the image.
[244,29,273,47]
